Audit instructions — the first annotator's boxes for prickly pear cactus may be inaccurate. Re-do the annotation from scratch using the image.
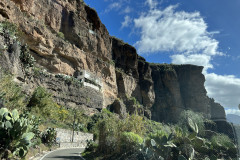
[0,108,35,159]
[188,117,198,134]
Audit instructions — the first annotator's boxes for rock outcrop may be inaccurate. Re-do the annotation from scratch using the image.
[150,64,211,122]
[209,98,226,120]
[0,29,103,115]
[0,0,117,107]
[111,37,219,122]
[109,99,127,118]
[0,0,227,123]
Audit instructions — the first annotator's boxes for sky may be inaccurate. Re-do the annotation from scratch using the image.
[84,0,240,115]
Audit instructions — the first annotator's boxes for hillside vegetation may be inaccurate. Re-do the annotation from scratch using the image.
[82,110,237,160]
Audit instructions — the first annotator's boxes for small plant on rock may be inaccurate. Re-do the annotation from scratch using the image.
[0,21,18,39]
[57,32,65,39]
[0,73,26,111]
[20,45,35,69]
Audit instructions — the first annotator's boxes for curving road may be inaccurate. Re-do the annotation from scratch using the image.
[40,148,85,160]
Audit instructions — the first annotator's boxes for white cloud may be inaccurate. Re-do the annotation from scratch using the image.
[171,54,212,72]
[134,5,221,58]
[226,109,240,116]
[205,73,240,108]
[105,2,122,13]
[122,6,132,14]
[121,15,132,29]
[146,0,158,9]
[104,0,131,14]
[133,2,240,110]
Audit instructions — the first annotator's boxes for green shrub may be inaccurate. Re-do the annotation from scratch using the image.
[210,134,237,157]
[94,112,146,155]
[211,134,234,149]
[57,32,65,39]
[22,113,42,146]
[85,140,98,152]
[144,129,177,159]
[27,87,56,118]
[0,73,26,111]
[84,111,238,160]
[101,108,112,114]
[20,45,35,68]
[178,110,205,135]
[85,110,146,155]
[0,21,18,39]
[108,60,115,66]
[145,119,175,136]
[97,113,119,153]
[41,127,57,147]
[87,111,108,132]
[159,64,175,72]
[121,114,146,136]
[27,86,74,128]
[120,132,143,152]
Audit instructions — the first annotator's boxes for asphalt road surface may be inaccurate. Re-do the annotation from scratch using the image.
[40,148,85,160]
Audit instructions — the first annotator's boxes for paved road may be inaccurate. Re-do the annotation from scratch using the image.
[40,148,85,160]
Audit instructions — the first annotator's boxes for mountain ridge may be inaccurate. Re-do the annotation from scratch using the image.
[0,0,226,123]
[227,114,240,125]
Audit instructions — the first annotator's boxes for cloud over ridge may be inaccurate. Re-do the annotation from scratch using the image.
[132,1,240,109]
[134,5,220,57]
[205,73,240,109]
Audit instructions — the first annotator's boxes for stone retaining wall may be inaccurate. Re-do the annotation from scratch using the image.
[56,128,93,148]
[59,142,87,148]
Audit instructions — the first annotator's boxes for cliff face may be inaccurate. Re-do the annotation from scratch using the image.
[111,37,224,122]
[0,0,226,122]
[151,64,211,122]
[112,38,155,109]
[0,0,117,107]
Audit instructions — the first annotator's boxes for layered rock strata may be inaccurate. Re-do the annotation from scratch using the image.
[0,0,227,123]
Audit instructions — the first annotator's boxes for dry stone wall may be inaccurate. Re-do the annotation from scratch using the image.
[56,128,93,148]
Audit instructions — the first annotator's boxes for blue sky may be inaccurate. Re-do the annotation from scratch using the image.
[85,0,240,115]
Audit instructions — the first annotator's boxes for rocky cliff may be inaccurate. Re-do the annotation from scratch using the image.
[111,37,224,122]
[0,0,226,123]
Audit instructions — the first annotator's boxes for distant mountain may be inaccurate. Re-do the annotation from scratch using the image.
[227,114,240,124]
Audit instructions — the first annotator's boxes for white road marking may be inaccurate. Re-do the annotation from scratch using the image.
[39,148,84,160]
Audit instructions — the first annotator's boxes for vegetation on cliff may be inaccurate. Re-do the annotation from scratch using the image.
[0,2,238,160]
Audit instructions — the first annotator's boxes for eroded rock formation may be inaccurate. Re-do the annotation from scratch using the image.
[0,0,227,123]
